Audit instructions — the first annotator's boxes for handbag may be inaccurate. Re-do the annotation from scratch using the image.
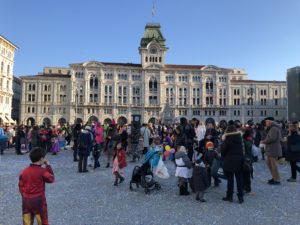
[243,157,253,172]
[290,142,300,152]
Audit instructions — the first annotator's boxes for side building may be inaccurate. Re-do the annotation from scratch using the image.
[12,76,21,123]
[0,35,18,125]
[20,23,287,126]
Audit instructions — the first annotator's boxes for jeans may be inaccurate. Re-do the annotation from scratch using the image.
[225,171,243,197]
[290,161,300,179]
[78,155,87,172]
[94,143,104,168]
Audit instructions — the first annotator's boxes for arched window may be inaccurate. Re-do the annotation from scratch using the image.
[149,78,158,91]
[29,84,32,91]
[145,56,148,62]
[0,62,3,73]
[32,84,36,91]
[7,64,10,75]
[149,80,153,89]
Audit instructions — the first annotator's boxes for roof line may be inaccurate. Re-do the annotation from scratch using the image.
[0,35,19,49]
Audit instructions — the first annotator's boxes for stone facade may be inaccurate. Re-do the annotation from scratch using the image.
[20,23,287,126]
[12,76,21,123]
[0,35,18,125]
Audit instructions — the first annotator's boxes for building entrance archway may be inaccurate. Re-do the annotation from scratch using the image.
[117,116,127,126]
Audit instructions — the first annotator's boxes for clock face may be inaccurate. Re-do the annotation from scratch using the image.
[150,47,157,54]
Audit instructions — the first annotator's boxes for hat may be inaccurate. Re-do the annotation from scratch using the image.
[265,117,275,121]
[85,126,92,131]
[206,141,214,149]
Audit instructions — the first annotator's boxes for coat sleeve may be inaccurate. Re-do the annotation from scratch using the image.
[182,155,192,169]
[221,140,229,157]
[264,127,279,144]
[43,165,55,183]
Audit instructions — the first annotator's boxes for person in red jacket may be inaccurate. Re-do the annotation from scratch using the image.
[19,147,55,225]
[112,142,127,186]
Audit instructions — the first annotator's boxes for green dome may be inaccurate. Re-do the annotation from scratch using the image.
[140,23,166,48]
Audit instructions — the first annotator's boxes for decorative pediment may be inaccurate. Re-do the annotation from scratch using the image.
[201,65,220,71]
[145,64,163,69]
[83,61,104,68]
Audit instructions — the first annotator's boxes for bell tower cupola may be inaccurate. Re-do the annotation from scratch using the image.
[139,23,168,69]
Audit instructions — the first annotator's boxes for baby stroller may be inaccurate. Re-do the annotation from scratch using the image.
[129,151,161,194]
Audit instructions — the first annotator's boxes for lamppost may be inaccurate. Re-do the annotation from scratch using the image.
[247,86,255,121]
[74,85,83,124]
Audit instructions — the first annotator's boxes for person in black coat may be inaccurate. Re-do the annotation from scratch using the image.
[286,123,300,182]
[15,126,25,155]
[72,123,82,162]
[192,157,209,202]
[221,125,244,204]
[78,126,93,173]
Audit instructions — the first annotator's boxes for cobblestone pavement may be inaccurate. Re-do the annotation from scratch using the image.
[1,147,300,225]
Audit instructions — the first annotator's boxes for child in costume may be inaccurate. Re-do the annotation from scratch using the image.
[203,141,221,187]
[175,146,193,195]
[112,142,127,186]
[19,147,55,225]
[192,153,209,202]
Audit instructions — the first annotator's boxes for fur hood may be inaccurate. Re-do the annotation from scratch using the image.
[222,131,242,141]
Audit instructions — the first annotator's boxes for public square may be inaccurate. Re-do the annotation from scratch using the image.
[1,147,300,225]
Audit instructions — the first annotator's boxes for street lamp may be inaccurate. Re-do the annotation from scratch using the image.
[247,86,255,121]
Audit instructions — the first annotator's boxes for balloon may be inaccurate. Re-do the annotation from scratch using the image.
[164,151,170,157]
[170,148,175,154]
[165,145,171,152]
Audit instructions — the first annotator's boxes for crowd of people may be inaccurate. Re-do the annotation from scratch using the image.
[1,116,300,224]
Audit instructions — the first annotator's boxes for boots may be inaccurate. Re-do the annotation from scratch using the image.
[105,163,110,168]
[119,175,125,184]
[238,194,244,204]
[114,177,118,186]
[183,182,190,196]
[222,193,233,202]
[179,185,185,196]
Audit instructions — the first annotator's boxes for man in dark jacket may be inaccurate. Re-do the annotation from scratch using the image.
[72,123,81,162]
[178,117,195,161]
[261,117,282,185]
[78,126,93,172]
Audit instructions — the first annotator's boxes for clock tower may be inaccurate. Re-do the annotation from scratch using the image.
[139,23,168,69]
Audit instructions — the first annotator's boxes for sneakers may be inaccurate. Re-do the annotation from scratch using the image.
[287,178,297,182]
[222,196,233,202]
[268,180,280,185]
[196,196,206,202]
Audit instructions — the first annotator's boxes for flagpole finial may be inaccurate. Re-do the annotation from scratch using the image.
[152,0,156,20]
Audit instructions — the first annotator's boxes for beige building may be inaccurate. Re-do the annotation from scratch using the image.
[20,23,287,126]
[0,35,18,125]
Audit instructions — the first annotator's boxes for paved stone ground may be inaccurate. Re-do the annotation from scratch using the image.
[0,147,300,225]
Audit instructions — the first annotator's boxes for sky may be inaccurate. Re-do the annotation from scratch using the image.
[2,0,300,81]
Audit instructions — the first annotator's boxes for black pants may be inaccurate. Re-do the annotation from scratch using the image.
[243,171,251,192]
[290,161,300,179]
[225,171,243,197]
[207,167,220,186]
[78,155,87,172]
[187,144,194,161]
[73,140,78,160]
